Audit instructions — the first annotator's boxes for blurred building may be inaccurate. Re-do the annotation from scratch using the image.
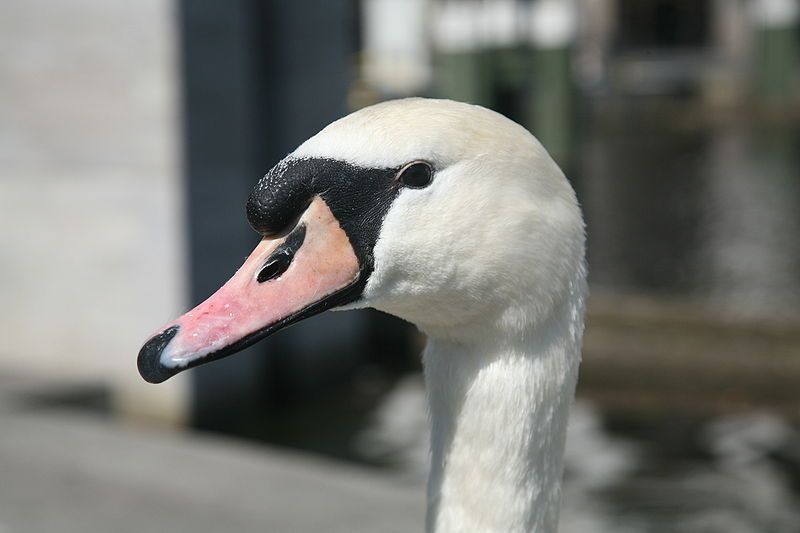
[1,0,798,433]
[363,0,799,102]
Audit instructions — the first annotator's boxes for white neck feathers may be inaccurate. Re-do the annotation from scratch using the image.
[422,287,584,533]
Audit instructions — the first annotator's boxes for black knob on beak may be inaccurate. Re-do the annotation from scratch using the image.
[137,325,180,383]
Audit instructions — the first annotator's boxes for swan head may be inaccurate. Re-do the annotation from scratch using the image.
[138,98,585,383]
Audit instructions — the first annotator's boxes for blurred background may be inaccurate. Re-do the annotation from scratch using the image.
[1,0,800,531]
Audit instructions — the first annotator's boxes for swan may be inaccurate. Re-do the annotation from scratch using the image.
[138,98,587,533]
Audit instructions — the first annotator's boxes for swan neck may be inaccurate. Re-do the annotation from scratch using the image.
[423,317,580,533]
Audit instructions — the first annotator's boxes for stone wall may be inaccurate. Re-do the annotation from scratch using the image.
[0,0,187,422]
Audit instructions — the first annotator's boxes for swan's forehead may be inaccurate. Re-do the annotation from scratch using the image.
[292,98,534,169]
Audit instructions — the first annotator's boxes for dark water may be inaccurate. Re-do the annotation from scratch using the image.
[562,112,800,531]
[353,378,800,533]
[561,404,800,533]
[575,113,800,317]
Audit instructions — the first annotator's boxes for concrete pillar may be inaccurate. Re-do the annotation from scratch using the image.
[362,0,432,97]
[0,0,188,425]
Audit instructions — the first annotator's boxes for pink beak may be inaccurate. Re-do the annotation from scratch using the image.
[138,198,361,383]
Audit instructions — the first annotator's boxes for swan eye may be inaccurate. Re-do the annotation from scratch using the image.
[397,161,433,188]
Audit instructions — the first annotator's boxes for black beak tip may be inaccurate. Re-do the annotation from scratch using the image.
[137,325,180,384]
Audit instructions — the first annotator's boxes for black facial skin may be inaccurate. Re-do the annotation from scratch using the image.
[138,157,429,383]
[247,157,407,282]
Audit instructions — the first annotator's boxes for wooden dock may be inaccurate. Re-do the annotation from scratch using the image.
[579,294,800,420]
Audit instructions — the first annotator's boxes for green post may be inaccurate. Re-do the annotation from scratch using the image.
[493,44,533,102]
[525,0,576,166]
[431,1,494,107]
[529,45,572,165]
[433,49,495,107]
[751,0,800,108]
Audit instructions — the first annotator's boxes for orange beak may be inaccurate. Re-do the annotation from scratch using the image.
[137,197,361,383]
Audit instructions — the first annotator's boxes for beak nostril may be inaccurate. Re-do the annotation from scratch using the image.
[256,224,307,284]
[258,251,293,283]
